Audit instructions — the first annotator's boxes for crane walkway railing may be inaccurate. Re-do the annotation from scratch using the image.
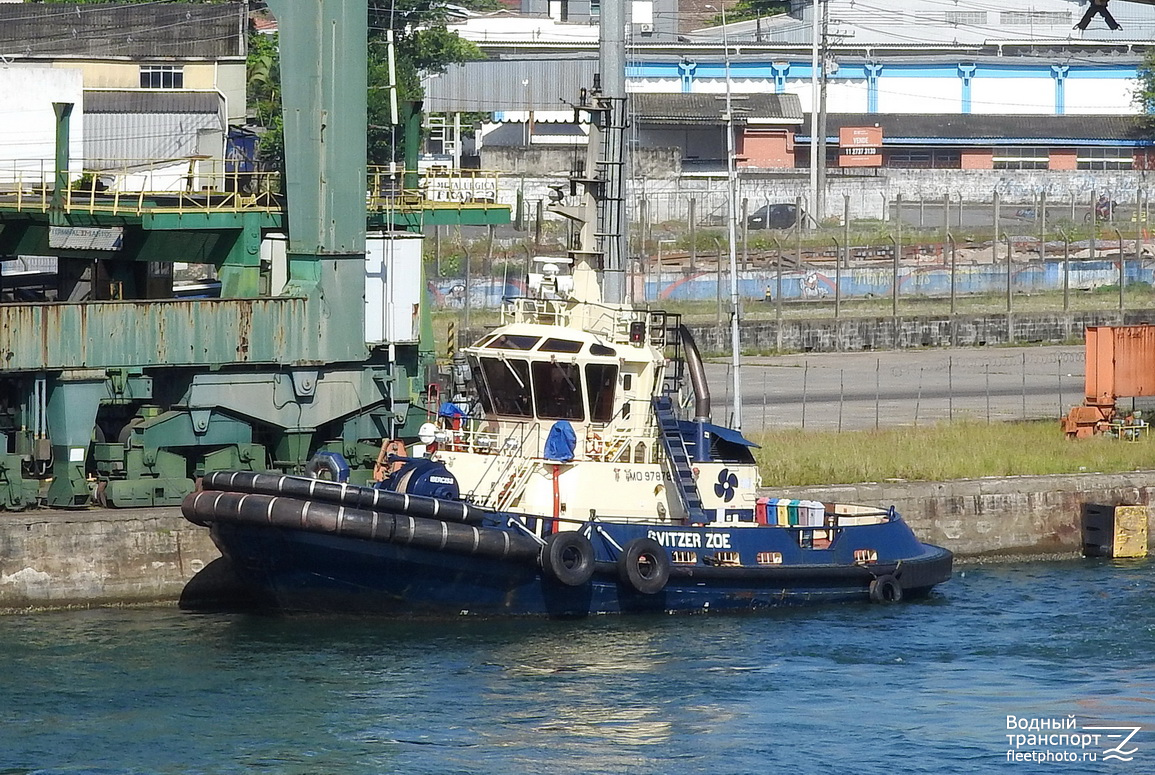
[0,159,509,219]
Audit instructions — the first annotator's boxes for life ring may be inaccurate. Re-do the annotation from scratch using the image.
[585,432,604,458]
[540,531,595,587]
[617,537,670,595]
[869,574,903,604]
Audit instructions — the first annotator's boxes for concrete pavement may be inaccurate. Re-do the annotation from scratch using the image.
[704,344,1089,431]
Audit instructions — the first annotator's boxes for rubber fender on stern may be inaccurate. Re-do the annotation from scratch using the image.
[540,531,595,586]
[869,574,903,604]
[617,537,671,595]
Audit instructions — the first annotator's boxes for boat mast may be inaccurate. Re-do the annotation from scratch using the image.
[598,0,627,305]
[552,2,628,305]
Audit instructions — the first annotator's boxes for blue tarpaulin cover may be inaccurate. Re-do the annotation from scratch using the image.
[544,420,577,461]
[438,402,467,418]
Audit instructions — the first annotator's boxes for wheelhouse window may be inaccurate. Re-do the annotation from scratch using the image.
[585,363,618,422]
[140,65,184,89]
[478,357,532,417]
[539,338,583,354]
[486,334,539,351]
[532,361,583,420]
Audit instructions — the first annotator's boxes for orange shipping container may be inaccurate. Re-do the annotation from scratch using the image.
[1085,326,1155,404]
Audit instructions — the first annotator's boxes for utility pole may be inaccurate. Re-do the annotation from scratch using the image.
[809,0,819,225]
[816,0,829,226]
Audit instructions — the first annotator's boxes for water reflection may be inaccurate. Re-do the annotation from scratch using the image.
[1,561,1153,774]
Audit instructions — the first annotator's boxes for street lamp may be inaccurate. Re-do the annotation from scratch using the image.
[706,3,743,430]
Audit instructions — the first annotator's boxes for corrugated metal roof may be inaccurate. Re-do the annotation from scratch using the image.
[85,111,222,168]
[85,90,221,115]
[632,92,803,125]
[424,58,598,112]
[0,3,243,59]
[798,113,1150,144]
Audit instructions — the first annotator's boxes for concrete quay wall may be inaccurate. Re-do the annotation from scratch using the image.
[0,509,217,611]
[773,472,1155,559]
[1,471,1153,609]
[688,309,1155,353]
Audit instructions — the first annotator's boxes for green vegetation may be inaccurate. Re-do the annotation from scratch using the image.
[248,1,489,169]
[725,1,791,24]
[247,31,283,170]
[1135,47,1155,128]
[641,215,1143,259]
[366,1,485,165]
[751,420,1153,487]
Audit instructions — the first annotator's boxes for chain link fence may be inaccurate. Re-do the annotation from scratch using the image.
[705,347,1099,432]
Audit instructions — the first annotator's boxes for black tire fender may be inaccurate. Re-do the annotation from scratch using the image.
[869,574,903,604]
[540,531,595,587]
[617,537,670,595]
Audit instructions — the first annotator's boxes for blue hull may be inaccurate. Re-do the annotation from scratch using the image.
[209,518,953,617]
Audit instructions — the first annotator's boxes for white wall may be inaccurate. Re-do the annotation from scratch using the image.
[1065,80,1137,114]
[0,66,84,185]
[825,80,869,113]
[970,79,1054,114]
[876,78,961,114]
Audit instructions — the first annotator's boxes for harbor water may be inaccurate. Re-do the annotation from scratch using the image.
[1,560,1152,775]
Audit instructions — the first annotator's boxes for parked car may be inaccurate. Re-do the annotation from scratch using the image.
[747,203,802,230]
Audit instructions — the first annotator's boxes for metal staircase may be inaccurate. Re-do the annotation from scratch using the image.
[653,396,707,524]
[494,457,537,511]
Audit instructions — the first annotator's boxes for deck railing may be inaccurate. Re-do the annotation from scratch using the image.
[0,159,509,218]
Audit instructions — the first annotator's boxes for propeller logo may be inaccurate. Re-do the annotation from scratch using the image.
[714,468,738,502]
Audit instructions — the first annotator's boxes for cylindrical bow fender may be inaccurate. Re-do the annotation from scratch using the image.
[200,470,491,526]
[182,490,540,563]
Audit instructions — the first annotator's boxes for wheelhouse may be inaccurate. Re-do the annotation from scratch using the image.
[465,326,630,425]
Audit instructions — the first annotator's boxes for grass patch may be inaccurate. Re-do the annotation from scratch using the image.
[750,420,1153,486]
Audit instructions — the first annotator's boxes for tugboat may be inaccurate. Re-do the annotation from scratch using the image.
[184,251,951,615]
[182,28,951,615]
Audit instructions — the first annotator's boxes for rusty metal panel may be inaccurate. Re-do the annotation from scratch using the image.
[1085,326,1113,403]
[0,298,364,371]
[1084,325,1155,403]
[1109,326,1155,398]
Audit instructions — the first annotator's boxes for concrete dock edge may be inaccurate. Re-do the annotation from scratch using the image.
[2,471,1153,610]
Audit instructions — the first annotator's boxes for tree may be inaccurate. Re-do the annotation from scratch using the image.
[725,1,790,24]
[248,1,486,168]
[366,1,484,165]
[247,30,284,170]
[1135,47,1155,130]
